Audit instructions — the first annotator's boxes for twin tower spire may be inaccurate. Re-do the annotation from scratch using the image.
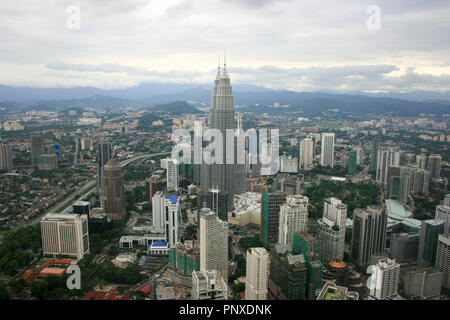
[216,51,229,79]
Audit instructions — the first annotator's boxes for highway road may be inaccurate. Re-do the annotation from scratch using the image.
[10,151,171,231]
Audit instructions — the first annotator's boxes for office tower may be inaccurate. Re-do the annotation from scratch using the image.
[192,270,228,300]
[416,154,427,170]
[351,206,387,267]
[317,282,359,300]
[37,154,57,170]
[348,152,357,174]
[245,247,270,300]
[278,195,309,246]
[317,198,347,264]
[370,143,378,171]
[269,243,308,300]
[166,157,179,192]
[387,166,402,199]
[31,135,44,165]
[376,145,400,185]
[260,190,285,249]
[201,60,237,210]
[418,219,445,266]
[0,143,13,170]
[164,195,179,245]
[145,174,165,201]
[299,138,314,171]
[369,258,400,300]
[428,154,441,180]
[435,234,450,289]
[410,169,431,195]
[98,141,112,198]
[103,160,126,220]
[40,213,89,260]
[403,267,443,299]
[199,209,228,283]
[435,194,450,234]
[152,191,165,229]
[356,146,364,165]
[389,233,419,263]
[293,232,324,299]
[197,189,229,222]
[320,133,335,168]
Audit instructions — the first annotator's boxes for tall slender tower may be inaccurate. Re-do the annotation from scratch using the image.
[207,55,236,209]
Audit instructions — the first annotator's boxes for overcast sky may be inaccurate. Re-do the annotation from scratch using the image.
[1,0,449,93]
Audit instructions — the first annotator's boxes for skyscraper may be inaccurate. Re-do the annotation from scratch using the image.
[197,188,229,222]
[245,247,270,300]
[260,190,285,249]
[166,157,179,192]
[418,219,444,267]
[299,138,314,171]
[40,213,89,260]
[202,58,238,210]
[369,258,400,300]
[192,270,228,300]
[320,133,335,168]
[435,194,450,235]
[98,141,112,199]
[317,198,347,264]
[0,143,13,170]
[435,234,450,289]
[103,159,126,220]
[416,154,427,170]
[428,154,442,180]
[348,151,357,174]
[152,191,165,229]
[199,208,228,283]
[164,195,179,245]
[376,145,400,186]
[351,206,387,267]
[278,195,309,246]
[31,134,44,166]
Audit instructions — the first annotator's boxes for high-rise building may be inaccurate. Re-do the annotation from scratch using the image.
[103,159,126,220]
[389,233,419,263]
[269,243,308,300]
[31,135,44,166]
[0,143,13,170]
[317,282,359,300]
[369,258,400,300]
[416,154,427,170]
[233,113,247,195]
[299,138,314,171]
[428,154,441,180]
[435,194,450,235]
[200,60,239,210]
[37,154,57,170]
[348,152,357,174]
[145,175,165,201]
[192,270,228,300]
[320,133,335,168]
[351,206,387,267]
[260,190,285,249]
[317,198,347,264]
[199,208,228,283]
[418,219,445,267]
[376,145,400,186]
[278,195,309,246]
[245,247,270,300]
[166,157,179,192]
[197,189,229,222]
[98,141,112,199]
[435,234,450,289]
[164,195,180,245]
[40,213,89,260]
[403,267,443,299]
[152,191,165,229]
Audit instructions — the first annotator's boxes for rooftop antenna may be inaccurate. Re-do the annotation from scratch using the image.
[223,49,227,71]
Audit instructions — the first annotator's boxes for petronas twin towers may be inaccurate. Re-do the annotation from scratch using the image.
[199,57,246,210]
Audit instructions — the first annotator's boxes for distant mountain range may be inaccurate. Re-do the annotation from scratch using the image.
[1,82,450,116]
